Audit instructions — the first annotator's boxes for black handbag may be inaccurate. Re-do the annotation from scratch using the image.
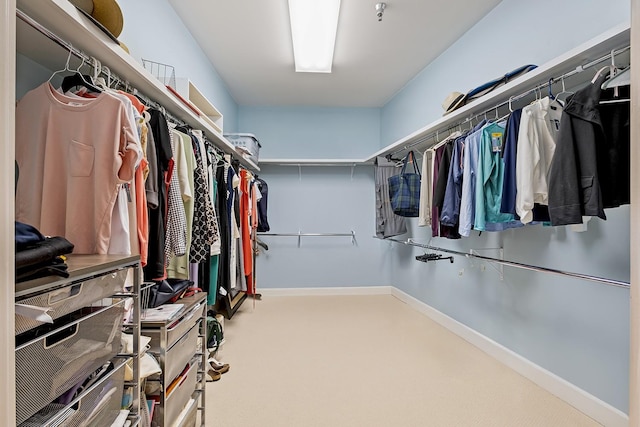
[146,279,193,308]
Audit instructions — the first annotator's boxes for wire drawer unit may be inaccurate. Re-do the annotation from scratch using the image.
[15,268,128,335]
[15,255,143,427]
[142,293,207,427]
[19,357,128,427]
[15,303,124,424]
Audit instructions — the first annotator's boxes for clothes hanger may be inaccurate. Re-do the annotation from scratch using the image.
[496,105,511,123]
[599,97,630,104]
[554,76,574,105]
[385,153,402,163]
[48,47,75,85]
[432,131,456,151]
[93,59,110,91]
[424,133,438,153]
[92,57,101,83]
[214,149,224,163]
[392,149,410,167]
[591,65,612,84]
[541,78,563,112]
[547,78,555,100]
[602,65,630,90]
[596,50,628,102]
[60,55,102,94]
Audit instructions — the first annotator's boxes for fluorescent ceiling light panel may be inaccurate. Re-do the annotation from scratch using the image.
[288,0,341,73]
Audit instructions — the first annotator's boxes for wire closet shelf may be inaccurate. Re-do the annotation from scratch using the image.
[385,44,631,160]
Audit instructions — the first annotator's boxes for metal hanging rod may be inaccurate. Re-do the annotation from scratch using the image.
[374,236,630,289]
[259,231,357,247]
[388,44,631,159]
[259,232,355,236]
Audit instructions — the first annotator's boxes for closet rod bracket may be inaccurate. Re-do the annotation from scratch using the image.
[470,248,504,281]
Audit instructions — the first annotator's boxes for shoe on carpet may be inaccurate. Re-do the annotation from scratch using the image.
[208,357,230,374]
[211,363,230,374]
[208,356,225,369]
[206,369,222,382]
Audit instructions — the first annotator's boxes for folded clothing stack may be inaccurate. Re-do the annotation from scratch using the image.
[15,221,74,282]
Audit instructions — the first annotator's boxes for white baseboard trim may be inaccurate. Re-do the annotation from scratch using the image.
[390,287,629,427]
[259,286,393,297]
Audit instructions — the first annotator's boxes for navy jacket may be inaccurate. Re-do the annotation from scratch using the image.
[500,109,522,215]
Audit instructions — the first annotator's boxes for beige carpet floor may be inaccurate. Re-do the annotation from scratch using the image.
[206,294,601,427]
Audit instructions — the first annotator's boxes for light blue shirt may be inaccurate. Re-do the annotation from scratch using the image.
[458,128,483,237]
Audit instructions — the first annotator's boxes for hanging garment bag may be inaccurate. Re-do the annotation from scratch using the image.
[388,151,421,217]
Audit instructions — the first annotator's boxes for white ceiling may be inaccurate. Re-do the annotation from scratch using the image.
[168,0,502,108]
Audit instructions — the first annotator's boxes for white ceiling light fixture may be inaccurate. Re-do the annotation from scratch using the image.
[288,0,341,73]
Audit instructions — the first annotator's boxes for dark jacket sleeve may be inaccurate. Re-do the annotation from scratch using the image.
[548,113,583,225]
[433,142,453,210]
[440,140,461,226]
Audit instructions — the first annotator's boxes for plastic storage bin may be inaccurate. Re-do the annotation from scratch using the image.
[224,133,261,164]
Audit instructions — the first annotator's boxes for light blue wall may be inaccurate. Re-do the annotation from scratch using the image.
[255,165,390,288]
[15,54,58,100]
[118,0,238,132]
[238,106,380,159]
[240,107,387,287]
[391,209,630,412]
[381,0,630,146]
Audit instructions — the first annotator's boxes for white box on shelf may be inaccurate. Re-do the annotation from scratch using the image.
[174,78,224,134]
[224,133,261,164]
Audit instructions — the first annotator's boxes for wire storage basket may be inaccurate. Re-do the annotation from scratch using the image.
[141,59,176,89]
[140,282,153,320]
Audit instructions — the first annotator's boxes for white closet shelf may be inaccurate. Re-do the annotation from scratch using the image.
[174,78,224,134]
[259,158,370,166]
[366,22,630,162]
[241,156,260,170]
[16,0,259,172]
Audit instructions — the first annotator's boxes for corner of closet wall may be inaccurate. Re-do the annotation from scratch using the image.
[239,106,392,289]
[117,0,239,133]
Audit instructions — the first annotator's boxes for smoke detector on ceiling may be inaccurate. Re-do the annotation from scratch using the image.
[375,3,386,22]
